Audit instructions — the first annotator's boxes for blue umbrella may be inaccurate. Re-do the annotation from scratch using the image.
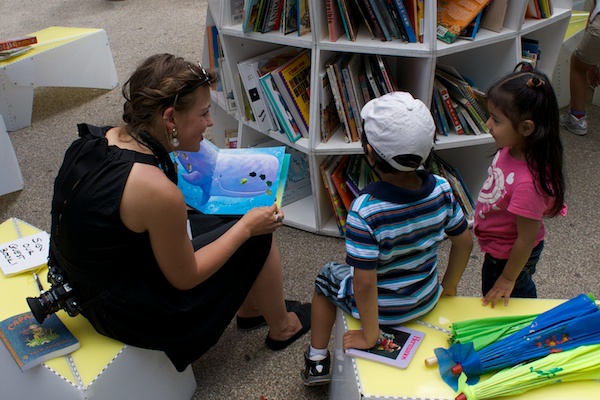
[434,293,600,390]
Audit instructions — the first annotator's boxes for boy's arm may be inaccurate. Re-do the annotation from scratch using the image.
[482,216,540,308]
[343,268,379,351]
[441,229,473,296]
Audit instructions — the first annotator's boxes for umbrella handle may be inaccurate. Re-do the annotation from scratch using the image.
[451,363,464,375]
[424,356,438,367]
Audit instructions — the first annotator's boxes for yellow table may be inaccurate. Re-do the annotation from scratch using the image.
[0,26,118,131]
[330,296,600,400]
[0,218,196,400]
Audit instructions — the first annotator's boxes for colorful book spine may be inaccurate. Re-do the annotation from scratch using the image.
[391,0,417,42]
[326,0,345,42]
[0,36,37,51]
[434,79,465,135]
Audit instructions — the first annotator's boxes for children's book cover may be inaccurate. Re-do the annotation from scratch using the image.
[345,325,425,368]
[0,312,80,371]
[173,140,290,215]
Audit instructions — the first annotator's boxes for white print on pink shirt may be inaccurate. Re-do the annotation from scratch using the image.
[477,152,515,220]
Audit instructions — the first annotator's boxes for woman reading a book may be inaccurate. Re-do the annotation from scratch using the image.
[46,53,311,372]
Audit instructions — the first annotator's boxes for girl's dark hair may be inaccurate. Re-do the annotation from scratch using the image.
[120,53,217,183]
[486,69,565,216]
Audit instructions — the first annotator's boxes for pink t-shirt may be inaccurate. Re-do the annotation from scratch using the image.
[474,147,554,259]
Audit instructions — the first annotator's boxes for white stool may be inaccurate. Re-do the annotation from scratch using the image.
[0,26,118,132]
[0,115,23,196]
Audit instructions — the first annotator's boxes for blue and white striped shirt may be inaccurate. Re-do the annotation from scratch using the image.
[344,170,467,325]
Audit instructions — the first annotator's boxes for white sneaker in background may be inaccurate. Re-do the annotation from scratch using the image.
[560,113,588,136]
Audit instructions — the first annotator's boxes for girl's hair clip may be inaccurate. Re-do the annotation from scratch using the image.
[526,77,545,88]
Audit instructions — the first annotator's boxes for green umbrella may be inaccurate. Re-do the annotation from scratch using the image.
[449,313,538,350]
[455,343,600,400]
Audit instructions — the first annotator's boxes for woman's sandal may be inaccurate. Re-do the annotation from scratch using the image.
[265,302,311,351]
[236,300,301,331]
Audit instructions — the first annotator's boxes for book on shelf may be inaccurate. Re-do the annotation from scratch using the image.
[402,0,422,43]
[342,53,365,139]
[364,55,383,98]
[0,312,80,372]
[433,79,464,135]
[260,0,283,33]
[0,35,37,51]
[480,0,507,33]
[173,140,290,215]
[326,0,345,42]
[271,49,311,138]
[458,9,483,40]
[282,0,299,34]
[255,48,304,143]
[436,0,491,44]
[330,53,360,142]
[522,38,541,68]
[431,83,451,136]
[231,0,245,24]
[206,25,222,92]
[237,47,293,134]
[253,0,271,32]
[326,57,353,143]
[0,219,49,278]
[430,153,475,220]
[243,0,261,33]
[391,0,417,43]
[297,0,311,36]
[367,0,393,41]
[345,154,378,197]
[376,54,398,93]
[453,99,482,135]
[319,70,342,144]
[381,0,409,42]
[320,155,348,235]
[353,0,387,41]
[281,146,313,206]
[435,64,488,124]
[219,56,238,114]
[345,325,425,368]
[337,0,359,42]
[331,155,356,211]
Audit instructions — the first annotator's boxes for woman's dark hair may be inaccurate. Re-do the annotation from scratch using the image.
[120,53,217,183]
[486,69,565,216]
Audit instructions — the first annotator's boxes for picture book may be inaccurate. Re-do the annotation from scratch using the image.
[320,155,347,235]
[345,325,425,368]
[319,69,341,144]
[297,0,311,36]
[271,49,311,138]
[436,0,490,44]
[282,0,298,35]
[0,312,80,372]
[281,146,312,206]
[173,140,290,215]
[242,0,261,33]
[0,225,49,277]
[0,46,33,62]
[326,57,352,143]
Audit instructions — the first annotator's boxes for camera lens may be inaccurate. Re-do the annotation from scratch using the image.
[26,296,50,324]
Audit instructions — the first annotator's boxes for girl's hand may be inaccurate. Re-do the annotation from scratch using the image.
[343,329,376,351]
[482,275,516,308]
[239,204,284,237]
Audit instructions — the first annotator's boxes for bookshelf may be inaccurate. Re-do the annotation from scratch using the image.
[203,0,572,236]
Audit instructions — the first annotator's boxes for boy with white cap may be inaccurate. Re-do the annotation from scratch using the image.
[302,92,473,386]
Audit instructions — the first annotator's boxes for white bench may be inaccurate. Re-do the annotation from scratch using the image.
[0,26,118,132]
[0,115,23,196]
[0,218,197,400]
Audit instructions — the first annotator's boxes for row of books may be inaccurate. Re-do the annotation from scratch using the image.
[431,64,489,137]
[320,154,379,235]
[319,152,476,235]
[323,53,399,144]
[327,0,423,43]
[526,0,554,19]
[237,47,311,143]
[0,35,37,62]
[437,0,512,44]
[241,0,311,36]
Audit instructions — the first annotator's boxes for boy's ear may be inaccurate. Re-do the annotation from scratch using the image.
[519,120,535,137]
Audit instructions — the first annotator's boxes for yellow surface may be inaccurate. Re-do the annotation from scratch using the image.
[0,26,102,67]
[0,218,123,386]
[344,296,600,399]
[565,11,590,41]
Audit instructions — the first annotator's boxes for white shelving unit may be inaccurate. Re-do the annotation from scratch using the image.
[204,0,572,237]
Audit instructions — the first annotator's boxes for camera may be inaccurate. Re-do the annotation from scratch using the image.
[26,265,81,324]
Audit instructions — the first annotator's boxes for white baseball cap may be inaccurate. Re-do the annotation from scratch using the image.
[361,91,435,172]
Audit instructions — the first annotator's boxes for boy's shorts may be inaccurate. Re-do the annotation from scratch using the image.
[574,15,600,65]
[314,261,353,315]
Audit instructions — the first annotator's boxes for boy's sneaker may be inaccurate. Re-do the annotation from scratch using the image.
[301,347,331,386]
[560,113,588,136]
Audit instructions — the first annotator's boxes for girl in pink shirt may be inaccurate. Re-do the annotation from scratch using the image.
[474,65,566,308]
